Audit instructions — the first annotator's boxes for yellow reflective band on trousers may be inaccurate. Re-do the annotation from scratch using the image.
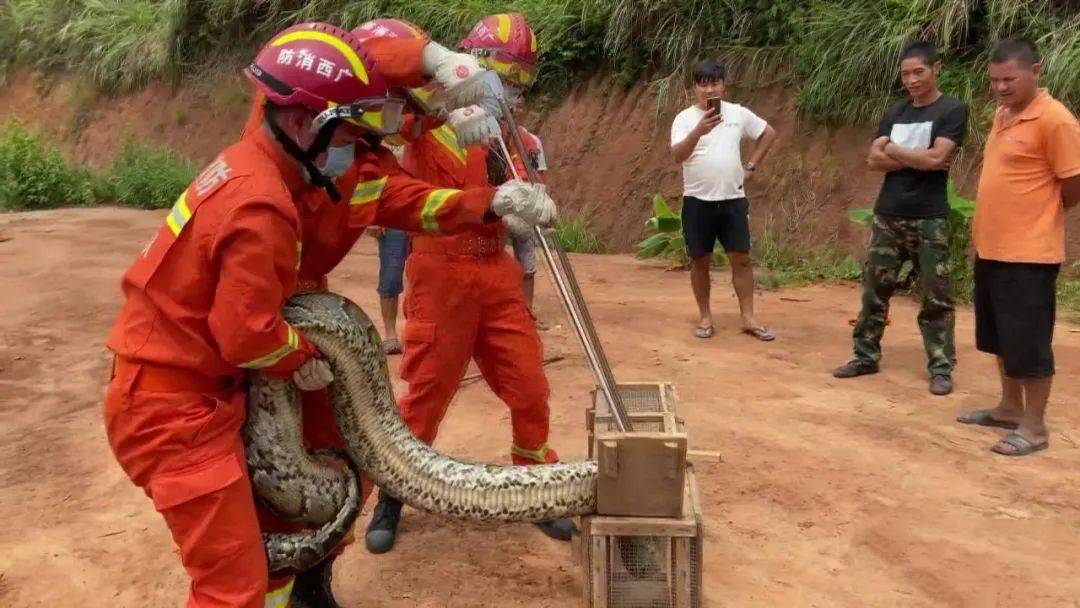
[295,241,302,270]
[350,177,387,206]
[264,578,294,608]
[165,192,193,237]
[421,189,460,234]
[240,324,300,369]
[511,442,550,463]
[431,125,466,165]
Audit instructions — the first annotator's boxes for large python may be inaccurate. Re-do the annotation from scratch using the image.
[245,292,599,575]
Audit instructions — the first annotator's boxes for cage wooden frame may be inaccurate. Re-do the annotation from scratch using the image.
[579,382,705,608]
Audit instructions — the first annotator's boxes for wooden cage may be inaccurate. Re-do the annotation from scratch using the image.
[579,383,705,608]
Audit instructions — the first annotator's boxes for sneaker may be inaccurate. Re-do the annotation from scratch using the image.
[832,360,879,378]
[535,518,578,541]
[365,492,403,554]
[930,374,953,396]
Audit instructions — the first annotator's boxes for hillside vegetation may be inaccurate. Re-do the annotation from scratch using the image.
[1,0,1077,133]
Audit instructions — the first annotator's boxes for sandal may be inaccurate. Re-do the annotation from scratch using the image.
[990,432,1048,457]
[382,338,403,355]
[742,326,775,341]
[956,409,1020,430]
[693,325,714,339]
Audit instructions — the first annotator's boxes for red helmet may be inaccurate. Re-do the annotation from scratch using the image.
[351,19,445,115]
[245,22,405,136]
[459,13,539,87]
[352,18,429,43]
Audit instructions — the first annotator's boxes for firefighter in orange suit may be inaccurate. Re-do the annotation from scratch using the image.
[102,22,554,608]
[362,13,579,556]
[244,21,558,608]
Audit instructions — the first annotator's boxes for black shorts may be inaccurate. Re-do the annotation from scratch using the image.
[681,196,751,258]
[974,257,1060,379]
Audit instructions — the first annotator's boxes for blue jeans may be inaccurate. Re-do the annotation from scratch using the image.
[377,229,409,298]
[511,232,537,277]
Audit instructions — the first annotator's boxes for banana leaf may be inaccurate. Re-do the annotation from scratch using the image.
[655,215,681,233]
[636,232,671,259]
[652,194,678,218]
[947,181,975,219]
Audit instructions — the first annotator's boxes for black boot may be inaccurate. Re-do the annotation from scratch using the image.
[290,555,343,608]
[536,517,578,541]
[365,490,403,554]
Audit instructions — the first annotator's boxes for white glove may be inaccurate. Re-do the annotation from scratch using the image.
[447,105,501,147]
[293,358,334,392]
[422,42,504,117]
[492,181,557,227]
[502,213,534,239]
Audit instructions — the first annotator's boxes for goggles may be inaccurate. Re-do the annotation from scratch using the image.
[313,96,407,137]
[472,51,537,87]
[405,82,447,115]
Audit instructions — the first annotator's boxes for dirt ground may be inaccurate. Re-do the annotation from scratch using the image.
[2,207,1079,608]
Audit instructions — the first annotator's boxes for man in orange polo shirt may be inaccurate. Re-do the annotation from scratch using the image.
[956,37,1080,456]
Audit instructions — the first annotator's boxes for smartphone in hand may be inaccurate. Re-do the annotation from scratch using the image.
[709,97,723,121]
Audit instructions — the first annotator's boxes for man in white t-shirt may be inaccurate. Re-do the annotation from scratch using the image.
[670,58,778,341]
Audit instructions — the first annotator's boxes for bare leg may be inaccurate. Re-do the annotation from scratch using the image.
[1018,377,1052,441]
[727,251,759,330]
[987,357,1025,423]
[992,376,1052,454]
[690,254,712,331]
[380,296,400,342]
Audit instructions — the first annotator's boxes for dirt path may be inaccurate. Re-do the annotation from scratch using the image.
[1,208,1078,608]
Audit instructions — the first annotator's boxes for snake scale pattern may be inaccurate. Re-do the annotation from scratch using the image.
[246,292,599,573]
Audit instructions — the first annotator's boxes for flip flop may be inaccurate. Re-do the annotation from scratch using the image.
[743,326,775,341]
[956,409,1020,430]
[990,432,1048,457]
[382,338,403,355]
[693,325,714,339]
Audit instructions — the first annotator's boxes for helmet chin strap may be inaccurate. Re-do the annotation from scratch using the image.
[264,103,342,202]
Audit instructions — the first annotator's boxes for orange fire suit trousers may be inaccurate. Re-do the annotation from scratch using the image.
[398,247,558,465]
[103,361,291,608]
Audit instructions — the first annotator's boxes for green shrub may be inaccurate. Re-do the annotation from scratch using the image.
[0,122,96,210]
[752,229,861,288]
[554,208,608,253]
[103,140,198,209]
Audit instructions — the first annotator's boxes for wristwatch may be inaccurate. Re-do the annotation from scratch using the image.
[744,162,756,172]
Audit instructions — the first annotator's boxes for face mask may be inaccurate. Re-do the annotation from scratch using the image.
[318,143,354,179]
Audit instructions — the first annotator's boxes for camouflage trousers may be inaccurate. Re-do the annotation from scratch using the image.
[852,215,956,376]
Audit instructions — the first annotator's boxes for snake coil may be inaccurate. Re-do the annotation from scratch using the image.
[245,292,599,574]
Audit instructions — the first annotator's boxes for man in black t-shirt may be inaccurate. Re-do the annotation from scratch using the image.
[833,42,969,396]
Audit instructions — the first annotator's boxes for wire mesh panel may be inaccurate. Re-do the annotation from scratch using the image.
[583,471,704,608]
[591,383,676,434]
[594,384,669,417]
[599,419,665,432]
[609,536,674,607]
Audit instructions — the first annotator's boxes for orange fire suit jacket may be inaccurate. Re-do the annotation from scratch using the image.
[238,100,498,290]
[105,127,319,384]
